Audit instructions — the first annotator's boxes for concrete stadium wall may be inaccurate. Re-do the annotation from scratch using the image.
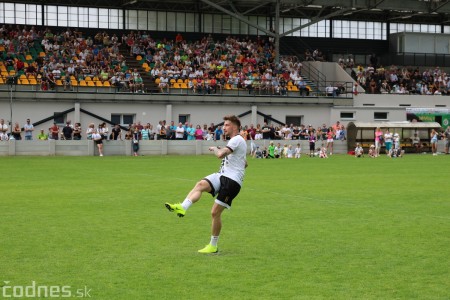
[1,83,449,142]
[0,140,352,156]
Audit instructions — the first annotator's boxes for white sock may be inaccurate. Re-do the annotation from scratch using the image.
[181,198,193,211]
[210,235,219,247]
[209,235,219,247]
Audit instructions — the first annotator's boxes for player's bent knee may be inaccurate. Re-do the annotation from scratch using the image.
[195,180,210,192]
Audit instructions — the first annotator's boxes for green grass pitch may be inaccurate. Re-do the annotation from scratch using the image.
[1,154,449,299]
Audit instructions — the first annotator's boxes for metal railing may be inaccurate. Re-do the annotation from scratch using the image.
[0,80,354,99]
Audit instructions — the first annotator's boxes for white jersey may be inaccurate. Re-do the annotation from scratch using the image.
[219,134,247,186]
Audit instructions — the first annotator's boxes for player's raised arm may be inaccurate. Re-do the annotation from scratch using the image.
[208,146,231,159]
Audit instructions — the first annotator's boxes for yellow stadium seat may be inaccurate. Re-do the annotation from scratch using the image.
[39,52,46,57]
[87,81,95,87]
[172,83,180,89]
[177,79,183,83]
[79,80,87,86]
[20,79,30,85]
[84,76,92,81]
[92,76,99,82]
[96,81,103,87]
[155,78,160,84]
[0,77,4,84]
[103,81,111,87]
[136,55,142,61]
[56,80,63,86]
[29,78,38,85]
[180,83,188,89]
[25,54,33,61]
[19,74,27,80]
[71,80,78,86]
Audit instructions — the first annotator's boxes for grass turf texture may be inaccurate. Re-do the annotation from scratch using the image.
[1,155,449,299]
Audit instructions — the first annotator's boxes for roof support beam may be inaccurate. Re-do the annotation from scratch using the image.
[242,2,268,15]
[200,0,276,36]
[279,7,351,38]
[200,0,275,37]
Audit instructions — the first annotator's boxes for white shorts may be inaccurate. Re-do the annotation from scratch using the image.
[204,173,221,197]
[327,138,333,143]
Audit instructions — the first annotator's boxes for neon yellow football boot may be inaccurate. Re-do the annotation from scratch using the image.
[198,244,218,254]
[165,203,186,217]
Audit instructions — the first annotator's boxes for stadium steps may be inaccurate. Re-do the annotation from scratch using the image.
[119,47,159,93]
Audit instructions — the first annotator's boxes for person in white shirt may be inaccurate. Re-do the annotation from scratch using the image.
[384,129,393,154]
[286,145,294,158]
[175,123,185,140]
[91,129,104,156]
[0,119,9,140]
[165,115,247,254]
[294,143,302,158]
[158,74,169,93]
[355,143,364,157]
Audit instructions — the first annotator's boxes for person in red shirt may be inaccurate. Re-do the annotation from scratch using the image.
[50,122,59,140]
[247,124,256,141]
[175,33,183,45]
[15,59,24,71]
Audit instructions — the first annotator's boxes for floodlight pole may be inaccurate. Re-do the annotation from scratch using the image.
[9,82,13,135]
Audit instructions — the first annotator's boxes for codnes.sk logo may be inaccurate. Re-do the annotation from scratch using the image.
[1,281,91,298]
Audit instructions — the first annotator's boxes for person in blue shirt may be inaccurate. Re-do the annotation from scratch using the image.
[214,126,223,141]
[186,124,196,141]
[169,121,177,140]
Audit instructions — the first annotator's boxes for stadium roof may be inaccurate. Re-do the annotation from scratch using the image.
[20,0,450,24]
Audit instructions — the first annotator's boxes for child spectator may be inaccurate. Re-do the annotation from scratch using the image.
[319,147,328,158]
[355,143,364,157]
[368,145,376,158]
[286,145,294,158]
[254,146,263,159]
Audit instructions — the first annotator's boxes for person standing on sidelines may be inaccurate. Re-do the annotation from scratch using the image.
[23,119,34,140]
[444,126,450,155]
[92,129,104,156]
[430,128,439,156]
[384,129,393,155]
[374,127,383,157]
[165,115,248,254]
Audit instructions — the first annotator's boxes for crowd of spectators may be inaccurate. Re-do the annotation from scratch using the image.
[0,24,315,96]
[123,31,310,95]
[0,24,128,91]
[0,117,346,147]
[4,23,450,98]
[337,53,450,95]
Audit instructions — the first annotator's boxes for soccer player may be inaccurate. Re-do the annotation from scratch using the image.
[165,115,248,253]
